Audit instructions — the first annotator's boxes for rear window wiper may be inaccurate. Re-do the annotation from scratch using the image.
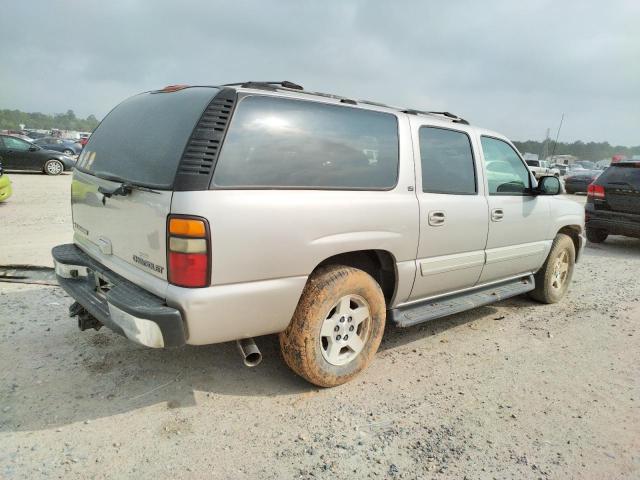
[98,183,161,198]
[93,171,161,197]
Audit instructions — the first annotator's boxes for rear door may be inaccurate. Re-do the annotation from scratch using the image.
[71,86,220,294]
[478,135,550,283]
[409,122,489,300]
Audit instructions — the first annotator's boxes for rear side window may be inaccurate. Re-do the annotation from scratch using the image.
[598,164,640,187]
[212,96,399,189]
[77,87,220,188]
[419,127,476,194]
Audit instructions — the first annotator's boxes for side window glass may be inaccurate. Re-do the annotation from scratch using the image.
[419,127,476,194]
[213,95,399,189]
[4,137,30,151]
[481,136,531,195]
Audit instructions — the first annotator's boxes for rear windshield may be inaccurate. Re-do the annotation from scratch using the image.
[599,163,640,187]
[77,87,219,188]
[212,95,399,189]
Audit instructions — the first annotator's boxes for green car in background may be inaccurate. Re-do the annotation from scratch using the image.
[0,161,12,202]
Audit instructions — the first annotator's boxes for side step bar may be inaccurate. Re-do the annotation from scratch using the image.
[390,275,535,328]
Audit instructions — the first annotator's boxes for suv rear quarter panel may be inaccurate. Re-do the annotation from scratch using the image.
[168,114,419,344]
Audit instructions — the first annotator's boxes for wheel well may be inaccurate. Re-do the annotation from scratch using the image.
[314,250,397,305]
[558,225,582,261]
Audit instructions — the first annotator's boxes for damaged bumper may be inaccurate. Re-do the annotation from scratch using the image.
[52,244,186,348]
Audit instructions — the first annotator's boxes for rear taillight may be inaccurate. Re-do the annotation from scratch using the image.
[587,184,605,199]
[167,216,210,288]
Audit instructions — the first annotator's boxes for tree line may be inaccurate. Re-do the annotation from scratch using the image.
[0,109,99,132]
[512,140,640,161]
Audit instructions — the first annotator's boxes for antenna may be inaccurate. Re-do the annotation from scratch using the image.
[550,114,565,161]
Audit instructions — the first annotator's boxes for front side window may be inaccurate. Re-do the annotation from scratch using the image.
[481,136,531,195]
[4,136,31,151]
[419,127,476,194]
[212,96,399,189]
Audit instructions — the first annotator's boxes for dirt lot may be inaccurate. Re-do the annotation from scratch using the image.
[1,173,639,479]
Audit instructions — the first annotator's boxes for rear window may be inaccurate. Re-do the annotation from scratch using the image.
[77,87,219,188]
[212,95,399,189]
[525,160,539,167]
[598,163,640,187]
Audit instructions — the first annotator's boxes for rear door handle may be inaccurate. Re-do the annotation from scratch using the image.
[491,208,504,222]
[428,210,446,226]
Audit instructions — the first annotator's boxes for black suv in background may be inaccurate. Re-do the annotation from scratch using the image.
[585,161,640,243]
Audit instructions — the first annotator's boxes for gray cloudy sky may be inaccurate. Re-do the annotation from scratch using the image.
[1,1,638,145]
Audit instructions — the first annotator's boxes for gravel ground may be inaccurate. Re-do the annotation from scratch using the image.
[0,173,639,479]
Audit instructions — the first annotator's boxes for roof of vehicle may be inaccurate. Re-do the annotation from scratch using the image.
[155,81,480,129]
[228,80,473,125]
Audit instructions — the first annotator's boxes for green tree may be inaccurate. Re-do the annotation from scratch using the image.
[0,109,100,132]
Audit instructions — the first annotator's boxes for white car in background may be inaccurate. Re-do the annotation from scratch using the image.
[525,159,560,179]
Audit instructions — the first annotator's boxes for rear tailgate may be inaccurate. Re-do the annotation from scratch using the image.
[596,163,640,215]
[71,170,172,280]
[71,86,221,295]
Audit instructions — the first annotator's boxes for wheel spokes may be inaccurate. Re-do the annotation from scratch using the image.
[320,318,336,337]
[347,334,364,354]
[336,296,351,315]
[350,306,369,327]
[324,338,341,364]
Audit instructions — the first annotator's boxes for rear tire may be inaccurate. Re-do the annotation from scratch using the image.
[44,159,63,175]
[529,233,575,304]
[586,227,608,243]
[279,265,386,387]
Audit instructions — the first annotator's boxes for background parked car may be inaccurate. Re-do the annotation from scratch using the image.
[0,134,76,175]
[525,159,560,178]
[551,163,568,176]
[564,168,601,194]
[33,137,82,156]
[585,160,640,242]
[78,134,90,147]
[0,160,12,201]
[24,130,48,140]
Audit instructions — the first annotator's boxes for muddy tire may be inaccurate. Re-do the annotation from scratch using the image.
[279,265,386,387]
[529,233,575,304]
[586,227,608,243]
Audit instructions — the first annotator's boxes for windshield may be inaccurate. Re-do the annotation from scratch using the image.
[77,87,219,188]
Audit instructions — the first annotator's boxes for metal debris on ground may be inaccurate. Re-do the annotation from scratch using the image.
[0,265,58,285]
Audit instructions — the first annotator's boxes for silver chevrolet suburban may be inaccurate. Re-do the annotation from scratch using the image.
[52,81,585,387]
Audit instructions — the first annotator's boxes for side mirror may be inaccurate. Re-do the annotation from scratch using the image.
[29,145,38,151]
[536,175,561,195]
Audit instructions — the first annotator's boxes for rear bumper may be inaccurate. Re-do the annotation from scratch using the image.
[52,244,186,348]
[585,206,640,238]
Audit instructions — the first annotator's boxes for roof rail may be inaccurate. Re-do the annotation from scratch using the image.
[221,83,469,124]
[226,81,361,105]
[402,109,469,125]
[222,80,304,90]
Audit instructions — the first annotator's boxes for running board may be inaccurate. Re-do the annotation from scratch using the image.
[390,275,535,328]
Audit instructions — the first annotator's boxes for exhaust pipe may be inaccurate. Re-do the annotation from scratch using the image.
[236,338,262,367]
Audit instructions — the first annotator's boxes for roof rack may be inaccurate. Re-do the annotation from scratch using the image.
[402,109,469,125]
[222,80,304,90]
[222,82,469,125]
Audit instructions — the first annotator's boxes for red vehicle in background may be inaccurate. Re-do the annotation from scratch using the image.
[611,154,626,163]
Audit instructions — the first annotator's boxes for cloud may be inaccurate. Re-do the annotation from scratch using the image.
[1,0,638,144]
